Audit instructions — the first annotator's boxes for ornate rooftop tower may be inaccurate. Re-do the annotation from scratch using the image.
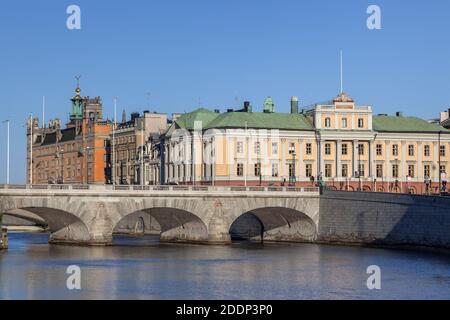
[70,76,83,121]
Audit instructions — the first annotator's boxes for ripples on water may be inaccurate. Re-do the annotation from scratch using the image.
[0,233,449,300]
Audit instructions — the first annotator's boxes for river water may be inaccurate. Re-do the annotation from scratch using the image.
[0,232,449,300]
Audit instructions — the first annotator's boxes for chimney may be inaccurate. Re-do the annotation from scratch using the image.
[131,112,140,122]
[244,101,252,113]
[172,113,182,122]
[291,96,299,114]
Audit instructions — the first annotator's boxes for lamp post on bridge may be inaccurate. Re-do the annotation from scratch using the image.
[2,120,10,185]
[290,152,296,186]
[85,146,91,185]
[57,148,64,184]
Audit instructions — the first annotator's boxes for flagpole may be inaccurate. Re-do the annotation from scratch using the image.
[112,98,117,186]
[30,114,33,185]
[42,96,45,128]
[2,120,10,184]
[340,50,344,94]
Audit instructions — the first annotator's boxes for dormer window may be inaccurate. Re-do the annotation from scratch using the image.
[325,117,331,128]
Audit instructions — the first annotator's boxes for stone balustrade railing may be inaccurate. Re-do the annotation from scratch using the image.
[0,184,319,193]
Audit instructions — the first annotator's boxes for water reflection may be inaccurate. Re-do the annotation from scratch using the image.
[0,233,449,300]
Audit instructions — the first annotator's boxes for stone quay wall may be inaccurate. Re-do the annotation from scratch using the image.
[318,190,450,249]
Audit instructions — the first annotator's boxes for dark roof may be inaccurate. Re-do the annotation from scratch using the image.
[41,132,57,146]
[60,127,76,143]
[41,128,78,146]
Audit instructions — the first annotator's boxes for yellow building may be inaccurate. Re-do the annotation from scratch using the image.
[159,92,450,194]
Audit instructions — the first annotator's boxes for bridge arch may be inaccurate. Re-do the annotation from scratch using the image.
[1,199,91,245]
[113,199,210,243]
[225,198,319,243]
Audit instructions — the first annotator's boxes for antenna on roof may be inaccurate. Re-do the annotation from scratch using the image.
[42,96,46,128]
[340,50,344,94]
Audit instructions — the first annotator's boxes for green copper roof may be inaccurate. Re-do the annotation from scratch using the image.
[204,111,314,131]
[373,115,450,133]
[174,108,219,130]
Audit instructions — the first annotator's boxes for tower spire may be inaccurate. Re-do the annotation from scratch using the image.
[75,75,81,88]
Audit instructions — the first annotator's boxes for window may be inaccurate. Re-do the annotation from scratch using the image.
[341,118,348,128]
[305,164,313,178]
[325,164,332,178]
[237,163,243,176]
[325,143,331,155]
[376,144,382,156]
[254,142,260,154]
[440,165,446,175]
[342,144,348,156]
[408,145,415,157]
[358,164,365,177]
[392,164,399,178]
[236,142,243,154]
[424,145,430,157]
[440,145,446,157]
[254,163,261,177]
[272,142,278,155]
[306,143,312,155]
[325,117,331,128]
[342,164,348,178]
[358,144,364,156]
[271,163,278,177]
[376,164,383,178]
[408,165,415,178]
[424,165,431,178]
[289,143,295,155]
[358,118,364,128]
[392,144,399,156]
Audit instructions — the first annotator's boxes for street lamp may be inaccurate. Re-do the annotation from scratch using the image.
[2,120,10,185]
[58,148,64,184]
[291,152,296,186]
[358,144,362,191]
[438,130,442,194]
[85,146,91,185]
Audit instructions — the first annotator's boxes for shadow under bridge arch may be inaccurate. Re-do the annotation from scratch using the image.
[4,207,91,245]
[113,207,209,244]
[229,207,317,243]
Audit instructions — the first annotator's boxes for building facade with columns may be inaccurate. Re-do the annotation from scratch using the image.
[159,93,450,194]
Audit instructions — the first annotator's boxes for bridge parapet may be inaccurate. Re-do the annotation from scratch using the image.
[0,184,319,194]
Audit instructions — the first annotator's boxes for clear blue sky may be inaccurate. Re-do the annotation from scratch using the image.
[1,0,450,183]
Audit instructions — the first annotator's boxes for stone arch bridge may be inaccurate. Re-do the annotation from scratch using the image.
[0,185,320,246]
